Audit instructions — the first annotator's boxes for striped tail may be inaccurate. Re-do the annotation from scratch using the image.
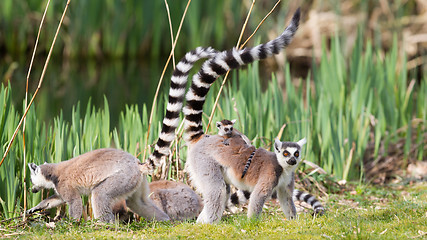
[183,8,300,143]
[293,189,324,215]
[229,188,324,215]
[241,150,256,178]
[146,47,219,171]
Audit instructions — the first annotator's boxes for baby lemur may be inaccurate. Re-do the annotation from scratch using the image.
[27,148,170,223]
[216,119,251,146]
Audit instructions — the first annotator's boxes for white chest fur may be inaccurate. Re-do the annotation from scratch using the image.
[223,167,254,192]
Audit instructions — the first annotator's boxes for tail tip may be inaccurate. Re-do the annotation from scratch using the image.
[313,207,325,216]
[293,7,301,25]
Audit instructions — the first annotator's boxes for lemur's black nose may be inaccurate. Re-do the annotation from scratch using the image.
[287,158,297,165]
[31,187,40,193]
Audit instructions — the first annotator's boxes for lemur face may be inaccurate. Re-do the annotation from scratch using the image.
[28,163,55,193]
[216,119,236,137]
[274,138,306,168]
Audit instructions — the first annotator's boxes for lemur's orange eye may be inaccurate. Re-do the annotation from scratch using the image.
[294,151,299,157]
[283,151,290,157]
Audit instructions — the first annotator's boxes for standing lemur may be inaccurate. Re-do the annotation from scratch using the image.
[143,9,309,223]
[217,119,324,216]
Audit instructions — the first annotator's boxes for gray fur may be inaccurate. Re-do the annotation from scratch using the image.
[186,133,307,223]
[27,148,170,223]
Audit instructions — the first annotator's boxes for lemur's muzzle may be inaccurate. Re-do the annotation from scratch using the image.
[287,158,297,165]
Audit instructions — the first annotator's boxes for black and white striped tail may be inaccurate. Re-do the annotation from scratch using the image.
[183,8,300,142]
[293,189,324,215]
[230,188,324,215]
[241,150,256,178]
[146,47,219,171]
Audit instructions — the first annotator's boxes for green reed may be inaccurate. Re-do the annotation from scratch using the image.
[0,33,425,218]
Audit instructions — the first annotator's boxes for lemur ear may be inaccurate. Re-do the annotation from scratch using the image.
[274,138,282,152]
[216,122,221,128]
[297,138,307,147]
[28,163,38,174]
[231,119,236,124]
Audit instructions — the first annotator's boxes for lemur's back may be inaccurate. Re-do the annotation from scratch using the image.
[50,148,142,189]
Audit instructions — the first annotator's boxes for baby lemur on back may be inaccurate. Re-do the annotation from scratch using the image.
[27,148,170,223]
[216,119,251,146]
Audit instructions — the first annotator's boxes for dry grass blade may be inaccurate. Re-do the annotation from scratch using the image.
[21,0,52,220]
[205,0,256,132]
[142,0,192,161]
[240,0,282,49]
[165,0,176,68]
[0,0,71,168]
[206,0,282,132]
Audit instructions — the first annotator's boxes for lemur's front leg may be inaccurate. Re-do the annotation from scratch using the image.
[27,194,65,214]
[276,185,297,220]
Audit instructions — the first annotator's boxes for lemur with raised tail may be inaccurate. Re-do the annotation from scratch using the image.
[143,9,305,223]
[145,8,300,171]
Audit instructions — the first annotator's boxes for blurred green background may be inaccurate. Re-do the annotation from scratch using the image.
[1,0,424,124]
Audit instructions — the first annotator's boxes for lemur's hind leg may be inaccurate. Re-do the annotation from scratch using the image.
[126,176,170,221]
[196,175,227,223]
[90,176,130,222]
[189,156,228,223]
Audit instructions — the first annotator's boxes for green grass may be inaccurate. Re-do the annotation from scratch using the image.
[2,182,426,239]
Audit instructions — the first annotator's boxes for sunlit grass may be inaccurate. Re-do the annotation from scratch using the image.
[2,182,425,239]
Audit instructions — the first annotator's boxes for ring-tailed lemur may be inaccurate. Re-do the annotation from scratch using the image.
[216,119,324,215]
[144,8,300,173]
[113,180,203,221]
[143,8,301,223]
[27,148,170,223]
[216,119,251,145]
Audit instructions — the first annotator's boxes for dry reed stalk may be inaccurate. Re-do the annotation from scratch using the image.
[142,0,192,161]
[21,0,52,220]
[205,0,283,132]
[0,0,71,168]
[160,0,178,178]
[165,0,176,68]
[204,0,256,132]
